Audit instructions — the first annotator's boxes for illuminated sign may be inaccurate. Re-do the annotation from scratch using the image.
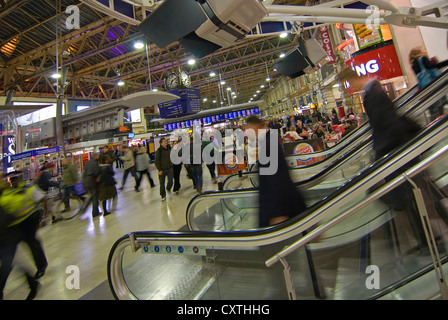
[319,26,335,64]
[345,44,402,81]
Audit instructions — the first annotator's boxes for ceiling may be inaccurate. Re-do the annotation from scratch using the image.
[0,0,311,111]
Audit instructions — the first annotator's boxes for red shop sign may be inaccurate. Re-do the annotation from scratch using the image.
[345,44,403,81]
[320,26,335,64]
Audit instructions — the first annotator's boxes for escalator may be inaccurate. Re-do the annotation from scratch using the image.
[223,69,448,191]
[186,78,448,231]
[107,93,448,300]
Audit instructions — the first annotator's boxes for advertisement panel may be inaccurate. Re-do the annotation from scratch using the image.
[345,43,403,93]
[319,26,336,64]
[283,139,326,167]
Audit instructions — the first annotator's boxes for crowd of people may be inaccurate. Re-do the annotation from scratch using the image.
[1,45,445,300]
[265,110,362,145]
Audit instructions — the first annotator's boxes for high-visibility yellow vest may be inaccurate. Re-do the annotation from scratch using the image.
[0,182,42,226]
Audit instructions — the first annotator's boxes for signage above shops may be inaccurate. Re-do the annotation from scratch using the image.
[345,43,403,83]
[319,26,335,64]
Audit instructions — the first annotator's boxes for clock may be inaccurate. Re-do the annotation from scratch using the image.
[165,73,179,90]
[180,71,191,88]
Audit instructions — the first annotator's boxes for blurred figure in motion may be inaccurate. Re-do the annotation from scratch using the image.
[119,145,139,192]
[98,156,117,216]
[0,203,39,300]
[245,115,307,227]
[61,158,84,215]
[135,147,156,192]
[337,67,420,161]
[82,152,101,217]
[0,171,48,285]
[409,46,448,121]
[337,67,431,247]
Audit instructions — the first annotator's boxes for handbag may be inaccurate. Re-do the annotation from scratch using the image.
[73,182,87,196]
[417,57,441,88]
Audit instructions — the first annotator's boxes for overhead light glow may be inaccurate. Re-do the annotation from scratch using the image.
[134,41,144,49]
[279,52,286,58]
[280,32,288,38]
[188,59,196,65]
[51,73,61,79]
[117,80,125,86]
[209,71,216,77]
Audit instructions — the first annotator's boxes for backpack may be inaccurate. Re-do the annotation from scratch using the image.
[417,57,441,88]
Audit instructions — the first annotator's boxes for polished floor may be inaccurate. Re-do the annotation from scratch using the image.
[3,163,220,300]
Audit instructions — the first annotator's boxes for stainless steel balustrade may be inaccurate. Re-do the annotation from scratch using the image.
[222,70,448,191]
[186,84,448,231]
[107,112,448,300]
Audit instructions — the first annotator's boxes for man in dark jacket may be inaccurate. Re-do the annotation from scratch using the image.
[82,152,101,217]
[337,67,419,160]
[155,137,173,201]
[245,116,307,227]
[337,67,427,244]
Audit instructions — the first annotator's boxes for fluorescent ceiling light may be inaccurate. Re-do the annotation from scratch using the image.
[134,41,144,49]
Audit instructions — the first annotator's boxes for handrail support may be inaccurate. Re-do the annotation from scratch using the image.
[403,173,448,300]
[277,254,297,300]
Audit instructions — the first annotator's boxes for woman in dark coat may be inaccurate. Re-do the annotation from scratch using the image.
[245,116,307,227]
[98,156,117,216]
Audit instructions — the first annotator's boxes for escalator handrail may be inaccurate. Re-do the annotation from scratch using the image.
[265,142,448,267]
[186,81,448,226]
[185,137,373,231]
[222,70,448,190]
[108,114,448,300]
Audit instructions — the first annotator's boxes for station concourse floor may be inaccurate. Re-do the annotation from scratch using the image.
[3,163,220,300]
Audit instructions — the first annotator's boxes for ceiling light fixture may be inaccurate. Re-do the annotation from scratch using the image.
[134,41,144,49]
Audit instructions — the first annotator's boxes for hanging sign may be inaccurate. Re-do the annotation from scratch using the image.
[319,26,335,64]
